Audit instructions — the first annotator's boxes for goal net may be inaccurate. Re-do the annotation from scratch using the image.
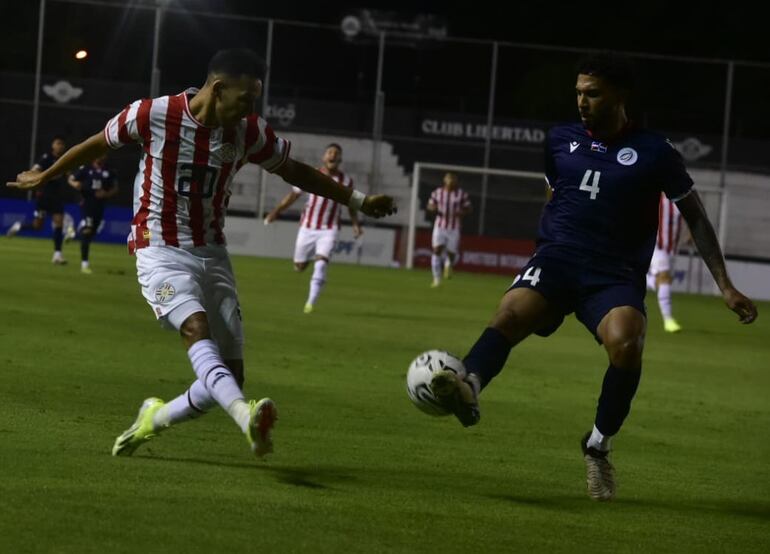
[403,162,547,274]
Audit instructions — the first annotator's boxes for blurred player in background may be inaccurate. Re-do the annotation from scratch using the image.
[8,48,395,461]
[6,136,75,263]
[426,172,471,287]
[68,154,119,274]
[647,193,688,332]
[264,143,362,313]
[427,52,757,501]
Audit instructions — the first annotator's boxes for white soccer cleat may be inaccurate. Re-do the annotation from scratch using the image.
[581,432,616,501]
[6,221,21,237]
[52,253,68,265]
[246,398,277,458]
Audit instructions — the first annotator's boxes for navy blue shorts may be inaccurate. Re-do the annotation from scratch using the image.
[34,191,64,216]
[509,254,646,343]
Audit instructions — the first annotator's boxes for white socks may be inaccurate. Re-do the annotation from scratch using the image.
[587,424,612,452]
[307,259,327,307]
[152,379,215,430]
[431,254,443,282]
[657,282,673,320]
[188,339,250,432]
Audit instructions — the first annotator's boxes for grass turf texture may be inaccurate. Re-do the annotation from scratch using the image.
[1,237,768,553]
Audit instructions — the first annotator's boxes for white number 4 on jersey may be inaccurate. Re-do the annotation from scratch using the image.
[512,266,542,287]
[579,169,601,200]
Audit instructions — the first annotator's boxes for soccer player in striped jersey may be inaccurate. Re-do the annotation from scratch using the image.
[426,172,471,287]
[426,53,757,501]
[7,48,396,460]
[647,193,688,332]
[264,143,362,313]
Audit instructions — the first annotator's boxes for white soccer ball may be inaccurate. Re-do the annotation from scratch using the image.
[406,350,467,416]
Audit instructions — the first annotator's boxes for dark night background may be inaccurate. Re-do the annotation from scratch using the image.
[2,0,769,207]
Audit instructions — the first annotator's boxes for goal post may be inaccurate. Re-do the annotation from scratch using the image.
[406,162,546,270]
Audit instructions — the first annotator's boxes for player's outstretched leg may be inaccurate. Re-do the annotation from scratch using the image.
[112,397,165,456]
[581,431,616,501]
[304,258,327,313]
[430,252,443,288]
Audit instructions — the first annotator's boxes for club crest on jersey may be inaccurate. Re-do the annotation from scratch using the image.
[569,141,580,153]
[591,141,607,153]
[617,147,638,166]
[219,143,236,163]
[154,282,176,303]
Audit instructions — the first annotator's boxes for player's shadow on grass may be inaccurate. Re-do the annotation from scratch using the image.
[136,453,353,490]
[486,493,770,521]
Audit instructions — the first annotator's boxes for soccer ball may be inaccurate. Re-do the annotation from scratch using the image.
[406,350,466,416]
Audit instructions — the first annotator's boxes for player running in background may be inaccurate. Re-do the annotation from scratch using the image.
[8,48,396,460]
[647,193,688,332]
[426,172,471,287]
[7,136,75,263]
[68,154,119,274]
[264,143,362,313]
[427,52,757,501]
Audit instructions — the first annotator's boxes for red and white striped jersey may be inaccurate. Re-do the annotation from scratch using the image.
[429,187,471,231]
[104,88,291,252]
[291,168,353,230]
[656,193,683,254]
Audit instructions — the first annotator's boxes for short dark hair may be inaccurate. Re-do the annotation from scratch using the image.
[208,48,265,79]
[325,143,342,152]
[576,52,636,91]
[52,135,66,143]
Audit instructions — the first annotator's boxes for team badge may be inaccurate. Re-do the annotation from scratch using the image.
[154,282,176,303]
[617,147,638,166]
[219,143,236,163]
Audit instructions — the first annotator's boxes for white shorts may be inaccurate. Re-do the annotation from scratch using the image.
[649,247,672,276]
[293,227,337,263]
[136,245,244,359]
[432,226,460,254]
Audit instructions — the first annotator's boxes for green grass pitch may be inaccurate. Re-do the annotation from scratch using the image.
[0,237,768,553]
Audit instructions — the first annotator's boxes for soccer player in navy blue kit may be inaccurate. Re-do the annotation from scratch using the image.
[429,53,758,501]
[68,155,119,273]
[7,136,72,263]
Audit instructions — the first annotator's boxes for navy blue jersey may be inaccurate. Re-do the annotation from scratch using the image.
[538,123,693,274]
[35,152,67,196]
[72,164,118,204]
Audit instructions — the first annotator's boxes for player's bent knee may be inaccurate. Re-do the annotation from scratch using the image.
[606,336,644,368]
[180,312,211,344]
[294,262,308,271]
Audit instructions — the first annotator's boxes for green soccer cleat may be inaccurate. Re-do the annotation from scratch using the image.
[664,318,682,333]
[246,398,277,458]
[303,302,314,314]
[111,397,165,456]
